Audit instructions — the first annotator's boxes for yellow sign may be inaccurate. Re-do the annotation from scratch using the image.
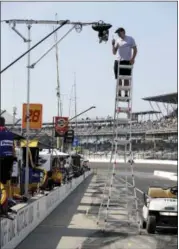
[22,103,43,129]
[20,139,39,148]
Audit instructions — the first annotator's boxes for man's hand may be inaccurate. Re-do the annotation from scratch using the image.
[112,39,115,46]
[130,58,135,65]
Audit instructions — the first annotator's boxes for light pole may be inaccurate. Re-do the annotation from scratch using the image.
[64,106,96,153]
[69,106,96,122]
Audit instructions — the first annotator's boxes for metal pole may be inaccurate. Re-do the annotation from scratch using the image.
[54,13,62,150]
[25,25,31,196]
[13,106,17,128]
[74,73,78,153]
[54,14,62,117]
[74,73,77,129]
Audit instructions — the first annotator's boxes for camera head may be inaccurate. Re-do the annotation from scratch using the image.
[92,21,112,43]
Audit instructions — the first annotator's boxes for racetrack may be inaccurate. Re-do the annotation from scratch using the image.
[16,162,177,249]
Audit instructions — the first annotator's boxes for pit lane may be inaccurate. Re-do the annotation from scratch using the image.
[16,162,177,249]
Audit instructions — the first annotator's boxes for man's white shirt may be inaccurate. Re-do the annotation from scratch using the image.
[115,35,136,61]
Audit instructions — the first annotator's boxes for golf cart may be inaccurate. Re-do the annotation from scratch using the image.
[141,186,178,234]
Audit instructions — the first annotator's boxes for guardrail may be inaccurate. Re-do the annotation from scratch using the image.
[87,155,177,165]
[0,171,92,249]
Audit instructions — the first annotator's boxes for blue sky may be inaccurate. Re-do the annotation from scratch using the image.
[1,2,177,122]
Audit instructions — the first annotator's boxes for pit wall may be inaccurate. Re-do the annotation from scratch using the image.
[0,171,92,249]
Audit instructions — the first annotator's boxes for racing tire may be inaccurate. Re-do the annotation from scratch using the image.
[146,215,156,234]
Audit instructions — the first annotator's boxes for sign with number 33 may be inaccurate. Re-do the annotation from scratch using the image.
[22,103,43,129]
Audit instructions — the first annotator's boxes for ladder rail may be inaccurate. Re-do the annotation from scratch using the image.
[104,141,118,229]
[97,61,141,234]
[127,63,141,232]
[96,61,119,223]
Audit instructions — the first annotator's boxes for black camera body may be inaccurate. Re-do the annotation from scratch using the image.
[92,21,112,43]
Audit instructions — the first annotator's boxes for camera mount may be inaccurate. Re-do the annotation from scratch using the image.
[92,20,112,43]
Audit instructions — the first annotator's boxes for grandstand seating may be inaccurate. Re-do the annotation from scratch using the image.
[2,94,177,160]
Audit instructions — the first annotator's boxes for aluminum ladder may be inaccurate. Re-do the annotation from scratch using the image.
[96,61,141,234]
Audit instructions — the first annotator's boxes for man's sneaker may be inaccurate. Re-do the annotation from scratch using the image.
[118,91,121,97]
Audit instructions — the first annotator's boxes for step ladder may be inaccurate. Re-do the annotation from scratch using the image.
[96,62,141,234]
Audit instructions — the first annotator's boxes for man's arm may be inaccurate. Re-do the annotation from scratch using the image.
[131,46,137,60]
[112,44,119,55]
[112,39,119,55]
[130,37,137,64]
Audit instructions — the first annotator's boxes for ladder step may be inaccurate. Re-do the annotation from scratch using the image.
[116,107,131,113]
[104,184,135,188]
[118,75,132,80]
[105,219,130,224]
[103,198,137,203]
[117,86,131,91]
[118,65,133,69]
[107,184,134,190]
[108,207,128,211]
[116,96,131,102]
[108,197,137,202]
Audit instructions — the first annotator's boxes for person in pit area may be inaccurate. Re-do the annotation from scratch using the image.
[112,27,137,97]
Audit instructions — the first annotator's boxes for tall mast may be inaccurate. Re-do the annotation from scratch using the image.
[54,13,62,116]
[74,72,77,130]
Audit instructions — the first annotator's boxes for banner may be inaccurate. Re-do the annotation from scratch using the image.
[54,117,68,137]
[22,104,43,129]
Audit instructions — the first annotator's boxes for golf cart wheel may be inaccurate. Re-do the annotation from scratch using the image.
[146,215,156,234]
[140,217,146,229]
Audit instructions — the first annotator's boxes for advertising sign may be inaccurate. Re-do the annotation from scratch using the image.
[22,104,43,129]
[54,116,68,137]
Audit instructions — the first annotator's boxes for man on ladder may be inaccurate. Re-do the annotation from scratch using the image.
[112,27,137,97]
[95,27,141,233]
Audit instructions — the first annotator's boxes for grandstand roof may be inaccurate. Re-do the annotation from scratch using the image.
[132,110,160,115]
[142,93,178,104]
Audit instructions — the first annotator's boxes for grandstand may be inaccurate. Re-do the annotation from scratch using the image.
[2,92,178,160]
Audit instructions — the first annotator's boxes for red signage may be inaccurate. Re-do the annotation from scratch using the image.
[54,116,69,136]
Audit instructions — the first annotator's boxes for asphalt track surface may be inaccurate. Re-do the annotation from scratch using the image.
[16,162,177,249]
